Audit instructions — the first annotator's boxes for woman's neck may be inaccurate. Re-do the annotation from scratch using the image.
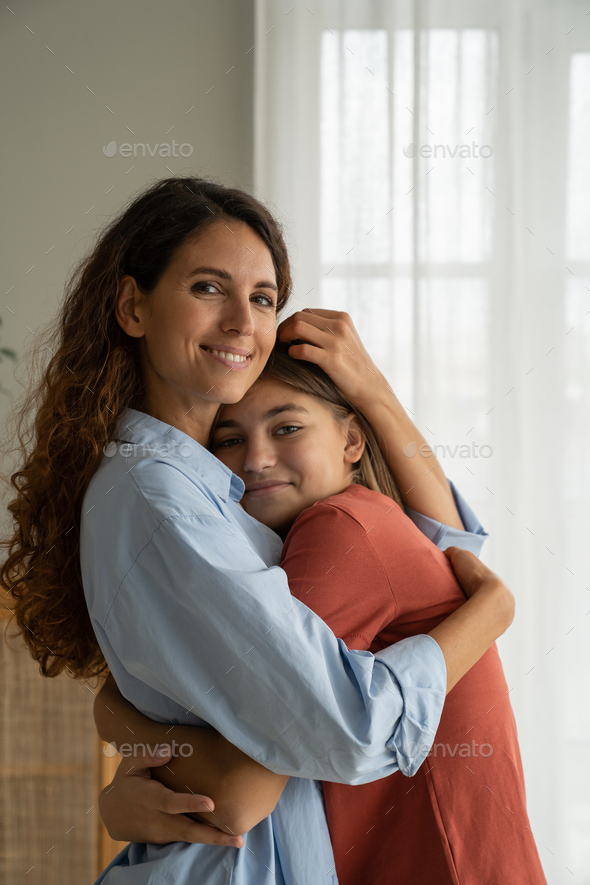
[143,394,221,446]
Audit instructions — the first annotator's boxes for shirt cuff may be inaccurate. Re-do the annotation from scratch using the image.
[405,479,488,556]
[375,634,446,777]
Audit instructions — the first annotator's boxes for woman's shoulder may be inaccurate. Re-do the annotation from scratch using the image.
[85,407,238,522]
[85,444,231,525]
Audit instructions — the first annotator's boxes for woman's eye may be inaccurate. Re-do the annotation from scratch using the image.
[191,284,275,308]
[192,282,220,295]
[275,425,301,436]
[252,293,276,309]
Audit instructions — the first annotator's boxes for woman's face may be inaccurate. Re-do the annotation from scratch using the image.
[117,220,278,441]
[211,377,365,537]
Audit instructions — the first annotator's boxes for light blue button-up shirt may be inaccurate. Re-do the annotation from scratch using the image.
[82,408,487,885]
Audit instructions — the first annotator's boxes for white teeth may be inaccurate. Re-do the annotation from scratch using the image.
[208,348,247,363]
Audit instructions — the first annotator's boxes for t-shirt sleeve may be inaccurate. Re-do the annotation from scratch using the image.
[281,501,398,650]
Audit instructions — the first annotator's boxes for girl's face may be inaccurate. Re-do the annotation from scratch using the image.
[211,377,365,537]
[117,220,278,443]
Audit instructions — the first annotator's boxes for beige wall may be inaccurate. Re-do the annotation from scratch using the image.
[0,0,254,427]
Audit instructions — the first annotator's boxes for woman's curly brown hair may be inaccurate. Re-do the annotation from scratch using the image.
[0,176,292,680]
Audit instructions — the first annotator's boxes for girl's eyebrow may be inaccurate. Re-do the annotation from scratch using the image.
[215,403,308,430]
[262,403,309,419]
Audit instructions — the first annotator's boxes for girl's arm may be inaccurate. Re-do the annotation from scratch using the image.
[94,676,288,838]
[278,309,463,529]
[96,546,512,845]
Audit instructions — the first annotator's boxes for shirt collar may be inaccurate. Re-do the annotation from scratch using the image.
[114,407,245,504]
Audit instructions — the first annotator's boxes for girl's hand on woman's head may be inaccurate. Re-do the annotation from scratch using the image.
[98,743,243,848]
[277,308,385,407]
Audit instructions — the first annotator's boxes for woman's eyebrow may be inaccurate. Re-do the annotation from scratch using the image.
[187,266,278,292]
[215,404,308,430]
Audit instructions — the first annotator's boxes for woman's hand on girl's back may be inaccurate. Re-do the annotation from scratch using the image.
[99,745,243,848]
[443,546,508,600]
[431,547,515,694]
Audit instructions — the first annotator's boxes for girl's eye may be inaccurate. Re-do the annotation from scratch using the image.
[275,425,301,436]
[215,436,243,448]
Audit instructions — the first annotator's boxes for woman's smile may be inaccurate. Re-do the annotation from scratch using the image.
[200,344,251,370]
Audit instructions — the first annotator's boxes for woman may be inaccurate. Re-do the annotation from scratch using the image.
[1,177,511,885]
[96,344,545,885]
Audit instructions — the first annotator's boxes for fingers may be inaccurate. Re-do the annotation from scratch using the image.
[443,546,480,578]
[277,309,353,344]
[142,788,242,847]
[444,546,477,564]
[153,787,242,847]
[157,786,214,816]
[112,750,161,778]
[444,545,467,561]
[444,546,501,600]
[137,745,173,769]
[278,318,336,350]
[278,307,347,325]
[276,307,384,408]
[277,316,353,374]
[297,307,351,320]
[99,773,233,848]
[285,341,331,369]
[155,815,243,848]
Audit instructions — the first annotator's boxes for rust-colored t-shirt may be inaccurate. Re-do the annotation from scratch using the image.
[281,484,546,885]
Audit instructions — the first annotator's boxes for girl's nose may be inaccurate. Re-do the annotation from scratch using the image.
[243,438,277,474]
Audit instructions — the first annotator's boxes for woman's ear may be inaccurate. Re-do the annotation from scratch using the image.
[116,276,149,338]
[342,414,366,464]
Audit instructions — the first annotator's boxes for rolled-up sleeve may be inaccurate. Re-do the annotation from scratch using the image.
[100,509,445,787]
[379,634,446,775]
[405,479,488,555]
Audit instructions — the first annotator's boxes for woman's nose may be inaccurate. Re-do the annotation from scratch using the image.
[243,439,277,474]
[221,294,255,337]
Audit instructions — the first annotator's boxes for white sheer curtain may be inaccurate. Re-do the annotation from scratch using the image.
[254,1,590,881]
